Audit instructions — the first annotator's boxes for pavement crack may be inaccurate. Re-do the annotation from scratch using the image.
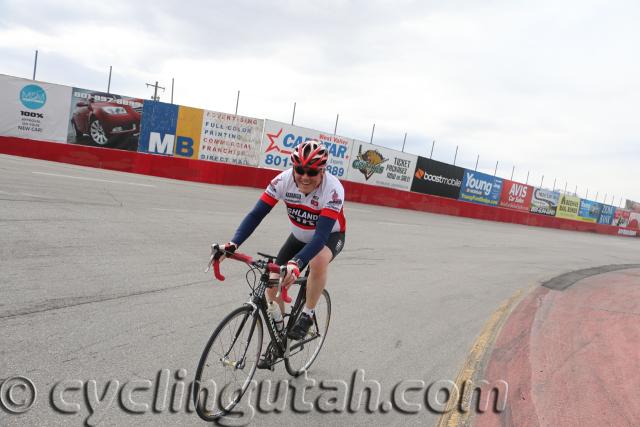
[0,280,209,320]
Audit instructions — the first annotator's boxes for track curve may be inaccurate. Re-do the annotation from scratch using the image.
[1,154,638,426]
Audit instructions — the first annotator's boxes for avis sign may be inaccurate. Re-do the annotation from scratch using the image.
[499,180,533,212]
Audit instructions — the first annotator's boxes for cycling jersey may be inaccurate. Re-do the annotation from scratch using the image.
[260,169,347,243]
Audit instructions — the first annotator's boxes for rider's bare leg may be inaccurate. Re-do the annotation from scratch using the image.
[304,246,332,310]
[266,245,332,312]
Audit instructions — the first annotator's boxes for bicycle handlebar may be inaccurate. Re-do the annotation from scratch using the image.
[207,244,292,303]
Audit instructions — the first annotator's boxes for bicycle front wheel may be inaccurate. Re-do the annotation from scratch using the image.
[193,305,263,421]
[285,288,331,376]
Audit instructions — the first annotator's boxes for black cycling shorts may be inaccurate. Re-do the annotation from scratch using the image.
[275,232,346,267]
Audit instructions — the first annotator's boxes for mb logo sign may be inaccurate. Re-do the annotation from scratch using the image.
[138,101,202,159]
[148,132,195,158]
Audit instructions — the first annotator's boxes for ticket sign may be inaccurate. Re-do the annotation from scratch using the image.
[346,141,416,191]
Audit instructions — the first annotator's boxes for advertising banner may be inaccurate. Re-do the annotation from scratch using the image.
[556,194,581,220]
[176,106,205,159]
[598,204,616,225]
[629,212,640,230]
[613,209,630,228]
[499,180,533,211]
[410,157,464,199]
[346,141,416,191]
[138,101,180,155]
[530,188,560,216]
[198,111,263,166]
[68,88,144,151]
[0,74,72,143]
[459,170,503,206]
[577,199,603,223]
[259,120,351,178]
[625,199,640,213]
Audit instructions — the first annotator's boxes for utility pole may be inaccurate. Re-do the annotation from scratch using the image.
[32,50,38,80]
[107,66,112,93]
[146,81,165,101]
[291,102,296,125]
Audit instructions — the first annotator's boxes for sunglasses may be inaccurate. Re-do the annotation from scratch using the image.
[294,166,322,177]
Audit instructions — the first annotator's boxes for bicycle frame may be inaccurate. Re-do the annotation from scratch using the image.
[206,244,322,368]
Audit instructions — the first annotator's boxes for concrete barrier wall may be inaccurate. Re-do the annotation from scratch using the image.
[1,136,636,238]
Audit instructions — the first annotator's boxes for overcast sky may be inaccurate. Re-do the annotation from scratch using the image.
[1,0,638,203]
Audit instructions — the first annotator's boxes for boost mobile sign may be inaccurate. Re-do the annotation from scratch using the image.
[410,157,464,199]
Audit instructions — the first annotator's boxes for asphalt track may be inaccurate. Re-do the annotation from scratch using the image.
[1,153,639,426]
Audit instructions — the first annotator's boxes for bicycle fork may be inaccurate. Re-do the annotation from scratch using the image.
[221,305,260,371]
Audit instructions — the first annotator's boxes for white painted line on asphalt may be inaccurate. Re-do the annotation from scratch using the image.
[32,172,156,187]
[377,221,408,226]
[345,207,372,213]
[152,207,235,215]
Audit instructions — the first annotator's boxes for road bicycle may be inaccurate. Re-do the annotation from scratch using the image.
[193,244,331,421]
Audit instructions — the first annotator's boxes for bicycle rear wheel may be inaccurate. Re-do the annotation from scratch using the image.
[285,288,331,376]
[193,305,263,421]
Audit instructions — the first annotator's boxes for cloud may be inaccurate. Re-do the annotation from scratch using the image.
[0,0,639,200]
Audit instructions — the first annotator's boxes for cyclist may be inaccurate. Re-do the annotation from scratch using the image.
[217,140,346,368]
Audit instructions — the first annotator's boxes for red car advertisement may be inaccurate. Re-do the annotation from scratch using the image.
[67,88,143,151]
[499,179,533,211]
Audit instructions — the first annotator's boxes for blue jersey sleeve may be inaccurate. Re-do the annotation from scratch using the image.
[231,199,274,246]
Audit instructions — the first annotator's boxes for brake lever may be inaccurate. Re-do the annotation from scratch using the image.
[276,265,292,303]
[206,243,226,280]
[205,253,214,273]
